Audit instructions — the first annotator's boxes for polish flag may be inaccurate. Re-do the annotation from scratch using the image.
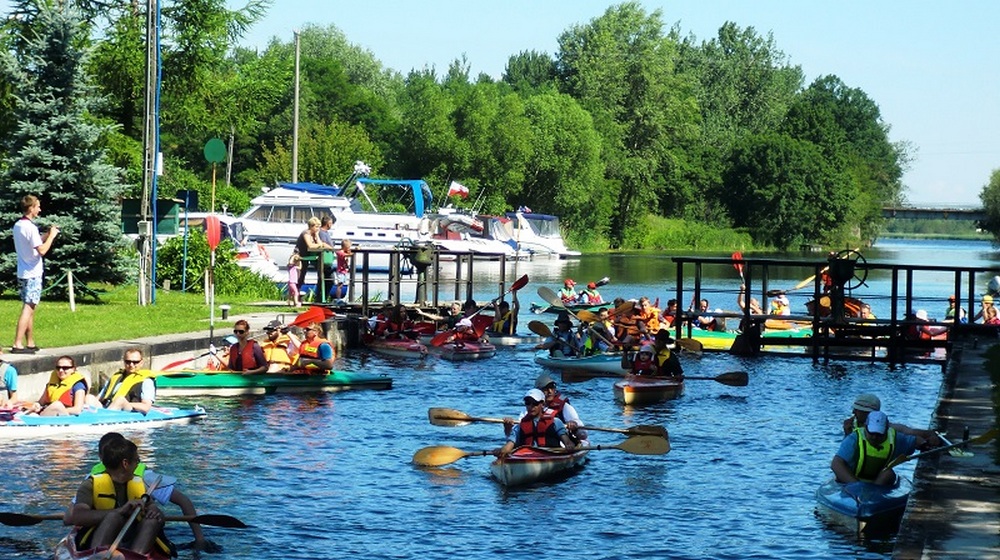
[447,181,470,198]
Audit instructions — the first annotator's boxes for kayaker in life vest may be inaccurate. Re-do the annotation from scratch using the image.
[29,356,100,416]
[80,432,216,552]
[661,299,679,328]
[261,319,300,372]
[580,282,603,304]
[534,311,582,357]
[66,436,172,557]
[636,296,661,333]
[770,294,791,316]
[490,291,519,335]
[840,393,942,445]
[494,388,576,458]
[296,322,335,373]
[629,345,658,375]
[831,410,925,486]
[944,295,967,324]
[651,330,683,378]
[973,295,1000,325]
[614,301,645,347]
[535,373,588,444]
[583,307,618,355]
[228,319,268,375]
[558,279,579,304]
[97,348,156,413]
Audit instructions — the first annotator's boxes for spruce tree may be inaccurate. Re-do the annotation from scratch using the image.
[0,2,128,294]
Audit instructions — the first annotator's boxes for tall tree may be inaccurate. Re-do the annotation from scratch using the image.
[503,50,557,94]
[978,168,1000,244]
[0,1,128,290]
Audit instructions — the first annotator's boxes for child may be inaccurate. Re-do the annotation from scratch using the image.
[287,251,302,307]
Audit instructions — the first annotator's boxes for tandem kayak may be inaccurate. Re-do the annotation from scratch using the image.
[814,476,912,535]
[613,375,684,406]
[686,326,812,351]
[153,370,392,397]
[529,301,611,315]
[483,331,544,346]
[427,340,497,361]
[367,337,428,359]
[490,446,589,487]
[0,405,207,439]
[534,350,626,375]
[55,528,170,560]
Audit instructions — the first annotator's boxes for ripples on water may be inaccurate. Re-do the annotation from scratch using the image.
[1,345,943,560]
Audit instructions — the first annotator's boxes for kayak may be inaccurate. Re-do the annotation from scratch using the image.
[490,446,589,487]
[685,327,813,351]
[153,370,392,397]
[613,375,684,406]
[55,528,170,560]
[0,405,207,439]
[814,476,912,535]
[534,350,626,375]
[367,337,428,359]
[483,331,543,346]
[529,301,611,315]
[427,340,497,361]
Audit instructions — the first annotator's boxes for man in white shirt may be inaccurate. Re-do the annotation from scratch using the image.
[12,195,58,353]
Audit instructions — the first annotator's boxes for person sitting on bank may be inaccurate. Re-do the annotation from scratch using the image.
[261,319,300,372]
[558,279,578,304]
[494,388,576,458]
[296,322,335,373]
[29,356,100,416]
[831,410,925,486]
[535,311,582,357]
[65,436,172,557]
[841,393,942,446]
[227,319,267,375]
[97,348,156,413]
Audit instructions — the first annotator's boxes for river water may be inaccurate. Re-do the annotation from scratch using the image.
[2,239,996,559]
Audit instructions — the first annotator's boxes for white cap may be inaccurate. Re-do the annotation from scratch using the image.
[915,309,928,321]
[866,410,888,434]
[457,317,473,328]
[524,388,545,403]
[639,344,655,355]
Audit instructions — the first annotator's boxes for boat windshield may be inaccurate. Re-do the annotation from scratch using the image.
[243,205,345,224]
[507,213,563,239]
[341,179,433,218]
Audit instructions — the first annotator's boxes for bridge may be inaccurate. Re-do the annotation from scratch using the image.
[881,205,985,221]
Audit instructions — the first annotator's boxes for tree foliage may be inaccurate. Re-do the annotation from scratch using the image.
[979,168,1000,244]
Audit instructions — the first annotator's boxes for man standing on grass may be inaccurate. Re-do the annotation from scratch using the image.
[12,194,58,354]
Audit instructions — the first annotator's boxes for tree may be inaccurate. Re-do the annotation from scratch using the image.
[0,2,129,291]
[979,168,1000,244]
[503,50,557,93]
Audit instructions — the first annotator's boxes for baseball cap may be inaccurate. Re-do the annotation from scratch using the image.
[915,309,929,321]
[587,282,597,289]
[852,393,881,412]
[265,319,282,331]
[535,373,556,389]
[866,410,888,435]
[524,388,545,404]
[639,344,655,355]
[564,278,576,287]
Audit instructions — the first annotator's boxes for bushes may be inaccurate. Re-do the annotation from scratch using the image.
[626,215,758,251]
[156,232,281,299]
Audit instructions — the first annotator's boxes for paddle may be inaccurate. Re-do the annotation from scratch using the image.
[538,286,618,349]
[427,407,669,438]
[105,474,162,558]
[882,428,998,471]
[0,512,247,528]
[732,251,745,282]
[412,435,670,467]
[528,321,579,354]
[682,371,748,387]
[430,275,529,346]
[676,338,704,353]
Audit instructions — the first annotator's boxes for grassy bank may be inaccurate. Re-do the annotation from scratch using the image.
[0,286,281,348]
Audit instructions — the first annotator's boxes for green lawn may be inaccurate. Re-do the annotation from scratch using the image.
[0,285,282,348]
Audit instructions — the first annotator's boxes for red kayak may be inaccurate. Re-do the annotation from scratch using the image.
[613,375,684,406]
[366,336,428,359]
[55,528,171,560]
[427,340,497,361]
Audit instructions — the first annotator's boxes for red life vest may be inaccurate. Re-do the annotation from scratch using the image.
[300,336,333,360]
[228,340,264,371]
[547,394,570,423]
[518,412,559,447]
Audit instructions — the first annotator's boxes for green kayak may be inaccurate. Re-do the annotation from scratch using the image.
[153,370,393,397]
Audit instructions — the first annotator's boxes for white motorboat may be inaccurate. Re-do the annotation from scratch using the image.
[483,211,581,259]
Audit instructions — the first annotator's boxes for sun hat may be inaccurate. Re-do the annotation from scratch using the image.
[983,295,994,304]
[654,330,676,348]
[777,295,789,305]
[852,393,881,412]
[524,388,545,404]
[915,309,929,321]
[555,311,572,325]
[535,373,556,389]
[866,410,889,435]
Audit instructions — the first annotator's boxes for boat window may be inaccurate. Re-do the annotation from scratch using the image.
[269,206,292,223]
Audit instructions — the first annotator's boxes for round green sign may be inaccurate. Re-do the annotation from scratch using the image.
[203,138,227,163]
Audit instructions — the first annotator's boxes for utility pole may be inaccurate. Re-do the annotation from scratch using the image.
[292,30,300,184]
[138,0,160,306]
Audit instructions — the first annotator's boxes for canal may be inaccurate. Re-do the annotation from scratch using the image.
[0,239,993,559]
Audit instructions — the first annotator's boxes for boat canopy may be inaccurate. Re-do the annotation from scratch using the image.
[345,178,433,218]
[275,182,344,197]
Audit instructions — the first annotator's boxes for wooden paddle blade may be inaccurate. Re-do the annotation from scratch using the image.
[614,435,671,455]
[528,320,552,338]
[413,445,494,467]
[676,338,703,353]
[612,301,635,317]
[577,310,600,323]
[427,407,474,427]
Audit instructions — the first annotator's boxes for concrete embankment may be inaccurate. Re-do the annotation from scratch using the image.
[894,333,1000,559]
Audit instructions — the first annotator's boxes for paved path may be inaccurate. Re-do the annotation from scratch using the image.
[894,333,1000,558]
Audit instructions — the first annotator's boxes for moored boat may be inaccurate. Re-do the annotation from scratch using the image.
[427,340,497,361]
[154,370,392,397]
[533,350,626,375]
[814,476,912,535]
[54,528,170,560]
[0,406,207,439]
[489,446,589,487]
[366,337,428,359]
[613,375,684,406]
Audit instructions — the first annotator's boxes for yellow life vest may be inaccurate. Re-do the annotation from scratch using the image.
[262,335,297,366]
[98,370,155,406]
[854,427,896,481]
[82,472,174,557]
[45,371,87,406]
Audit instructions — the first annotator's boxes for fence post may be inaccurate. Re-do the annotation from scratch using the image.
[67,270,76,312]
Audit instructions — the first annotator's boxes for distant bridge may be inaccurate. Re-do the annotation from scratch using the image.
[881,205,985,221]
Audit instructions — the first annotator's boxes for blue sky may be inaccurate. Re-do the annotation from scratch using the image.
[4,1,998,205]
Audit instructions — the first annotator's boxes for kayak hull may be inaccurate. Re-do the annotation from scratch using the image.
[483,331,544,346]
[529,302,612,315]
[490,446,588,487]
[814,476,911,535]
[55,529,170,560]
[428,341,497,361]
[613,376,684,406]
[533,350,626,375]
[0,406,207,439]
[154,370,392,397]
[686,327,812,351]
[367,337,428,359]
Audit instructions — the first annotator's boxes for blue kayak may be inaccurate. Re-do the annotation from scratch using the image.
[0,405,207,439]
[814,476,911,535]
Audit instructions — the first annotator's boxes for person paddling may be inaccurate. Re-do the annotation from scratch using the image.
[502,373,588,445]
[494,388,576,458]
[831,410,925,486]
[534,311,581,357]
[296,322,335,373]
[841,393,942,446]
[227,320,267,375]
[558,279,579,304]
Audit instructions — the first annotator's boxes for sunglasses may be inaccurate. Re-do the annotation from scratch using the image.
[124,359,141,365]
[234,329,247,334]
[56,365,73,371]
[524,400,541,407]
